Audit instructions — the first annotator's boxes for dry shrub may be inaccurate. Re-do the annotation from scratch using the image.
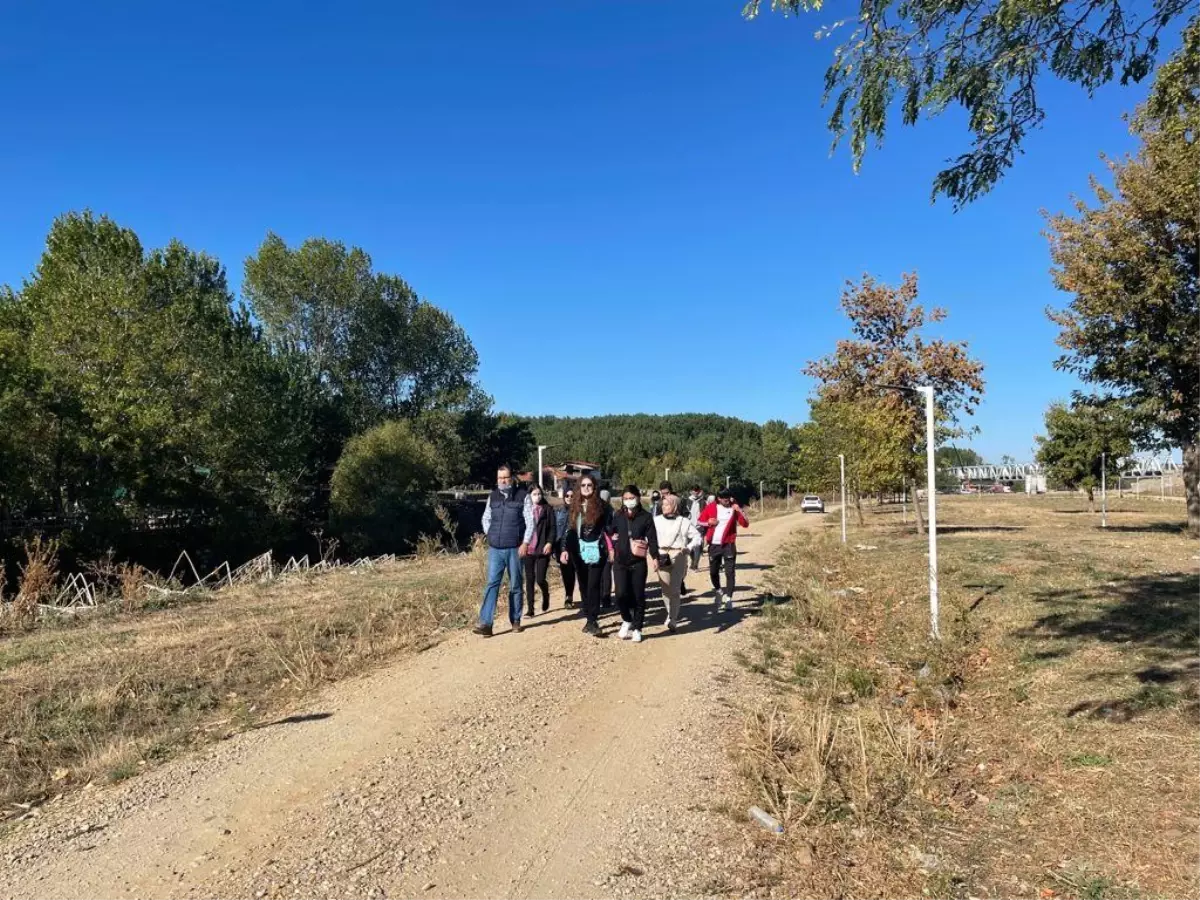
[741,692,946,832]
[85,552,153,612]
[6,536,60,629]
[414,533,444,560]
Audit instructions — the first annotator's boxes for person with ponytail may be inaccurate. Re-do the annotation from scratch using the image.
[560,474,609,636]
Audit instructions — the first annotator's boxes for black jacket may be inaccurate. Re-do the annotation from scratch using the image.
[564,500,609,564]
[607,506,659,567]
[529,501,557,555]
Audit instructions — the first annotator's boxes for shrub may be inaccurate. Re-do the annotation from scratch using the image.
[329,420,441,556]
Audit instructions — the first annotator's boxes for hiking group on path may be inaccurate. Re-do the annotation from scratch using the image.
[473,465,749,641]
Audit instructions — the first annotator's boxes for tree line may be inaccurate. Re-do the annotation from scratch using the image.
[0,214,534,571]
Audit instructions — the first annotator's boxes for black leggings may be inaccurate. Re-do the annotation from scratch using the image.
[709,543,736,595]
[558,553,576,601]
[614,560,649,630]
[523,555,550,611]
[574,557,607,622]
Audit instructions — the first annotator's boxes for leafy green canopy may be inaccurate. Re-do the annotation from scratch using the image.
[1035,401,1133,503]
[1045,21,1198,530]
[745,0,1193,205]
[526,413,793,493]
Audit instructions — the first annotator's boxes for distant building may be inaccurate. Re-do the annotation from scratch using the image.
[546,460,602,495]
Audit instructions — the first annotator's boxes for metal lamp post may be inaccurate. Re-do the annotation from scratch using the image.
[838,453,847,544]
[537,445,552,490]
[870,382,940,640]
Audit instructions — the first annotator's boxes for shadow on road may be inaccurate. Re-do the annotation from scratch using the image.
[252,712,334,730]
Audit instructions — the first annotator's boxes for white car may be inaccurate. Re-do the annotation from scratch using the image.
[800,494,825,513]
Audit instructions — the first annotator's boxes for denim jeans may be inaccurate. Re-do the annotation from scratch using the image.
[479,546,523,626]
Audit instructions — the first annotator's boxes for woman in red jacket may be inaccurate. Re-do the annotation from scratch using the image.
[696,488,749,611]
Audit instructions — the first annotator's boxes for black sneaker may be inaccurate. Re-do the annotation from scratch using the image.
[472,623,493,637]
[582,620,602,637]
[564,598,575,608]
[541,599,549,612]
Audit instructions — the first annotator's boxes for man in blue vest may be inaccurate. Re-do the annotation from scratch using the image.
[473,464,535,636]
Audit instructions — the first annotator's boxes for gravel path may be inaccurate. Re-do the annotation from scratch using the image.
[0,511,818,900]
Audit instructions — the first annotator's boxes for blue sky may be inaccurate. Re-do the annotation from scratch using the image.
[0,1,1160,461]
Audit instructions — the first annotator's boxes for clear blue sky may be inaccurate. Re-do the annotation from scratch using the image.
[1,1,1158,461]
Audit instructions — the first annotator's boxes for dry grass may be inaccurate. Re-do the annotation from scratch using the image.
[733,494,1198,900]
[0,545,486,812]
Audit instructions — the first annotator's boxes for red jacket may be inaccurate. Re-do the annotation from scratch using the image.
[697,502,749,545]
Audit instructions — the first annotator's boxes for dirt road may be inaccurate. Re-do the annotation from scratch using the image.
[0,511,821,900]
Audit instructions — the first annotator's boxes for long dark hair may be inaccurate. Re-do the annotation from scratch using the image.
[569,474,606,527]
[621,484,641,517]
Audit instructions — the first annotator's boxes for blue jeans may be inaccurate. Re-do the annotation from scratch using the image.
[479,546,523,626]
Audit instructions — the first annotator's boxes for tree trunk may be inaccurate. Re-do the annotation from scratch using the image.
[914,484,925,535]
[855,493,865,526]
[1185,441,1199,536]
[1086,486,1094,513]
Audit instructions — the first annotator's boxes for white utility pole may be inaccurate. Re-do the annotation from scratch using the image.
[838,454,847,544]
[725,474,731,488]
[786,482,791,510]
[665,466,671,484]
[1101,451,1107,527]
[537,445,551,490]
[760,480,765,514]
[919,385,940,640]
[902,481,907,524]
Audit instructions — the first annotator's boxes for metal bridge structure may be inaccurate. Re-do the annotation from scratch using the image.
[946,453,1181,482]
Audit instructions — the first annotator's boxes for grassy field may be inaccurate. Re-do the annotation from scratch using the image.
[733,494,1197,900]
[0,548,484,815]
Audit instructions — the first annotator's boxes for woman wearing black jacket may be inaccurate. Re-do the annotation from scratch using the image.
[523,485,557,616]
[607,485,659,642]
[560,474,609,636]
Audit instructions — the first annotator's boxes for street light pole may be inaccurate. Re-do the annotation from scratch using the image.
[838,454,847,544]
[869,381,940,640]
[919,385,940,640]
[725,474,731,488]
[1101,451,1107,527]
[760,480,765,514]
[665,466,670,484]
[537,445,552,490]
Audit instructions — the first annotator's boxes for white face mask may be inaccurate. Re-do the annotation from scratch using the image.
[623,498,638,510]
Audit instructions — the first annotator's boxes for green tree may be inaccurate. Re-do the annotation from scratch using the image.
[805,273,985,533]
[242,233,480,432]
[1045,25,1199,533]
[760,419,795,494]
[6,212,319,558]
[1035,401,1134,509]
[329,420,440,555]
[795,397,911,523]
[744,1,1194,205]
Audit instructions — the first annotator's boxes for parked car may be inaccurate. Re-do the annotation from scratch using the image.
[800,494,825,514]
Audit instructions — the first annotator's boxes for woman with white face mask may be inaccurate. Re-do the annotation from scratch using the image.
[605,485,659,642]
[523,487,557,616]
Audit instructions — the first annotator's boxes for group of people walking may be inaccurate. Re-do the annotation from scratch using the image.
[474,465,749,641]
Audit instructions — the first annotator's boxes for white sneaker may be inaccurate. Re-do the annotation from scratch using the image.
[724,596,734,611]
[618,621,631,640]
[630,630,643,643]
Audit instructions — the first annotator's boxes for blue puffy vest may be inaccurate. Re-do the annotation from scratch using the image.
[487,487,528,549]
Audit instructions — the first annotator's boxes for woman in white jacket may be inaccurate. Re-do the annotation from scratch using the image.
[653,493,703,633]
